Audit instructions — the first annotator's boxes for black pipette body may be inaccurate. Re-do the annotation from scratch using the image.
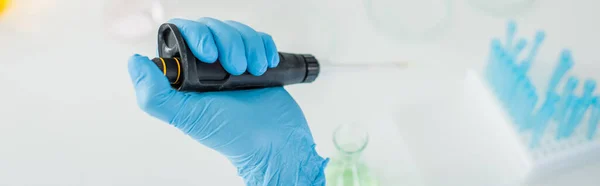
[151,23,320,92]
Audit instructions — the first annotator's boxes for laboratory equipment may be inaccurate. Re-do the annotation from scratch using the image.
[103,0,165,42]
[468,0,536,17]
[0,0,59,33]
[128,17,330,185]
[363,0,453,41]
[484,20,600,147]
[0,0,9,16]
[325,123,379,186]
[152,23,319,92]
[480,20,600,178]
[385,20,600,186]
[468,20,600,184]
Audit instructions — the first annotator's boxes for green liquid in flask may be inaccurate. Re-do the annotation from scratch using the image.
[325,123,379,186]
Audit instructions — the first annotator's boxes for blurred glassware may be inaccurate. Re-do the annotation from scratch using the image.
[364,0,453,42]
[468,0,536,17]
[0,0,60,33]
[325,123,379,186]
[103,0,166,42]
[0,0,9,17]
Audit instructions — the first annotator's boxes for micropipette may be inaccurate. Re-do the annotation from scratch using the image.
[150,23,406,92]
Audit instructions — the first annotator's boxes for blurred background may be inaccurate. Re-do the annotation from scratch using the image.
[0,0,599,185]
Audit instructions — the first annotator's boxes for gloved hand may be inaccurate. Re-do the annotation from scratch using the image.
[127,17,328,186]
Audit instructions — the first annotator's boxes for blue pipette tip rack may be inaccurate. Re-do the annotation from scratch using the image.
[406,20,600,185]
[485,20,600,148]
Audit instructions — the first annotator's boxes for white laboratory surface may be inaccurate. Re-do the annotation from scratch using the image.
[1,0,600,185]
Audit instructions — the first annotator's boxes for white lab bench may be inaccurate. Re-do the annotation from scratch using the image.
[0,0,599,185]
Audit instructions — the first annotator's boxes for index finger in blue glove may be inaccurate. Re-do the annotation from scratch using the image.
[223,20,268,76]
[167,18,218,63]
[197,17,247,75]
[128,54,197,123]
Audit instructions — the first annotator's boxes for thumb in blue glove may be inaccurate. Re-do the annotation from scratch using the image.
[127,17,328,186]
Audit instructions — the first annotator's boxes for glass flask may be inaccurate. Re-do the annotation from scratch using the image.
[363,0,453,42]
[468,0,536,17]
[325,123,379,186]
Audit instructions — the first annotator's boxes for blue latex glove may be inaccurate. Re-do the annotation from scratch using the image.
[127,17,328,186]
